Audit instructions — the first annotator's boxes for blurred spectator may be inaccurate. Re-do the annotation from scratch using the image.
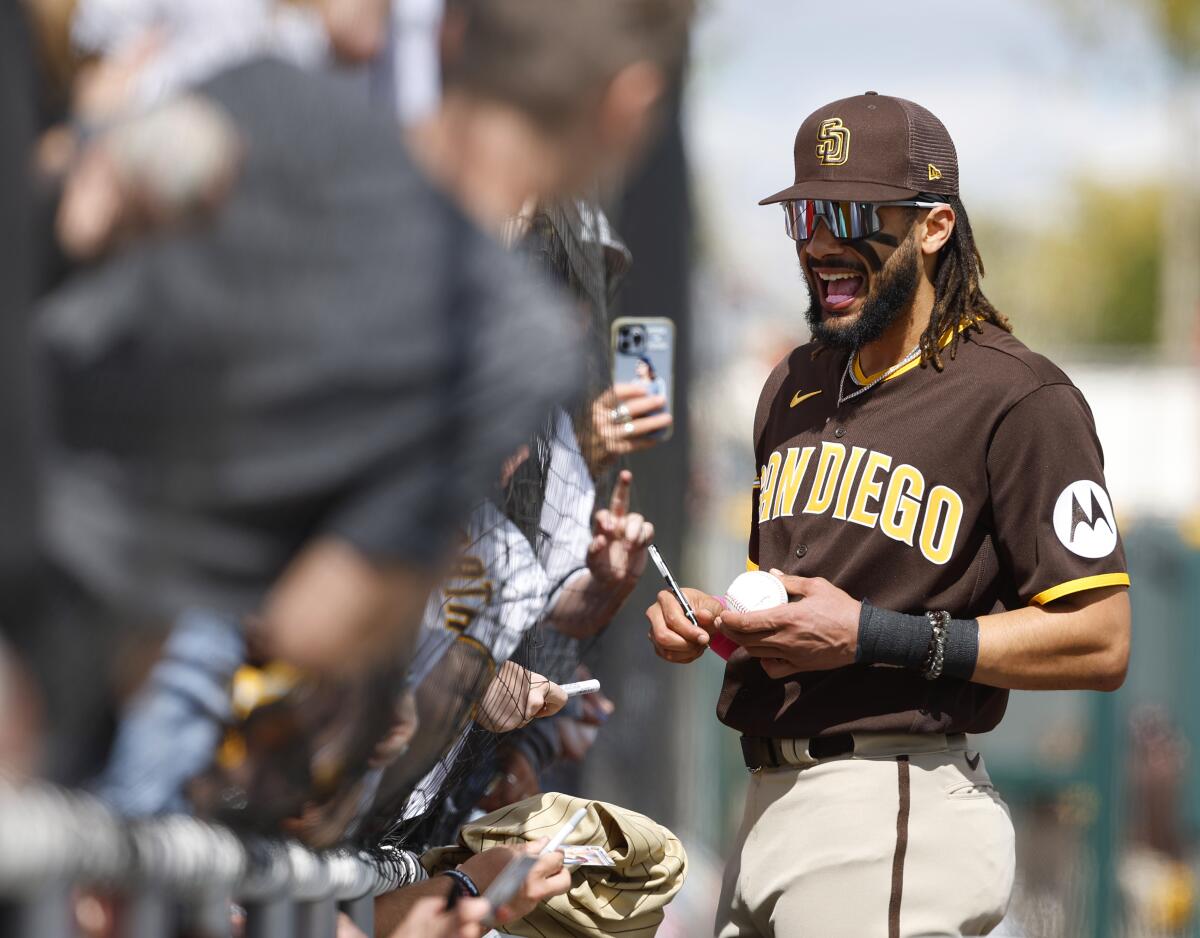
[69,0,330,103]
[36,58,579,675]
[408,0,694,235]
[14,54,584,814]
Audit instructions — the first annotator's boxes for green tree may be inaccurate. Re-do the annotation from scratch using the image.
[976,182,1163,349]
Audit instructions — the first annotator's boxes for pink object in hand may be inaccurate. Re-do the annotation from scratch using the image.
[710,595,737,660]
[710,632,739,660]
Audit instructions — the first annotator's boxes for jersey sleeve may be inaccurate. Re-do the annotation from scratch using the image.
[986,383,1129,605]
[747,475,761,572]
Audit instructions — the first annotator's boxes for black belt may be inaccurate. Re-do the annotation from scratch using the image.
[741,733,856,771]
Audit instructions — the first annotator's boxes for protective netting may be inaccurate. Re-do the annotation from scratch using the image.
[180,195,633,860]
[354,197,633,856]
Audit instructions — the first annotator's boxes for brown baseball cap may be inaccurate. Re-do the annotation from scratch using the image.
[759,91,959,204]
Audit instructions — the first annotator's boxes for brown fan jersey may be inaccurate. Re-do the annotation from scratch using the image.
[716,321,1130,739]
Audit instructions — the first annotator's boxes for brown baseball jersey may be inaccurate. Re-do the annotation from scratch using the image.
[717,321,1130,739]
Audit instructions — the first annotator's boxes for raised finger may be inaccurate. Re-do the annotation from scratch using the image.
[609,470,632,518]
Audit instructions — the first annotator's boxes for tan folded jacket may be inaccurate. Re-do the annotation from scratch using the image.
[423,792,688,938]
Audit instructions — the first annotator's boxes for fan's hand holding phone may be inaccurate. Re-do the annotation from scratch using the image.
[610,317,676,444]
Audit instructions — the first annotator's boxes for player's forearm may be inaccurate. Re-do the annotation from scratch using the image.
[972,587,1130,691]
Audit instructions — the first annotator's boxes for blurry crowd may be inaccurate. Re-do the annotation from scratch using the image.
[0,1,694,935]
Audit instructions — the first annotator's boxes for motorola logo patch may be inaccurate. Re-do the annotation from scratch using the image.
[1053,480,1118,558]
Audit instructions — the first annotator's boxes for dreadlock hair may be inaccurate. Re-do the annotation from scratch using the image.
[919,196,1011,371]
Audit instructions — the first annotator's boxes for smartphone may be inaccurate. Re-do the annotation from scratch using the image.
[611,316,675,441]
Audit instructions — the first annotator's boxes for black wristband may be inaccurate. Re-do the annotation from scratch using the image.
[941,616,980,680]
[440,868,480,898]
[856,600,979,679]
[856,599,932,670]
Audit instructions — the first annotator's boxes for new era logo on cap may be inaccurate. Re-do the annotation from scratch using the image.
[760,92,959,205]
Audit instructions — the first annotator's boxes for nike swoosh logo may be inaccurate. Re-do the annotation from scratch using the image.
[790,390,822,408]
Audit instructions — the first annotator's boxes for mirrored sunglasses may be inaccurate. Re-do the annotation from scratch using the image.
[780,199,944,242]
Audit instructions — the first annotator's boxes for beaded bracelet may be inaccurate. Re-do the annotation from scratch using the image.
[922,610,949,681]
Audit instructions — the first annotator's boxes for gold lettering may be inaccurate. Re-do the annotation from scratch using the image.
[833,446,868,520]
[452,556,485,579]
[879,464,925,546]
[848,451,894,528]
[758,452,782,523]
[803,442,846,516]
[919,485,964,565]
[772,446,815,519]
[445,603,475,632]
[444,581,494,604]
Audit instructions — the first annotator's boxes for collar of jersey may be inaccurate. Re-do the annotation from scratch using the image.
[851,318,979,386]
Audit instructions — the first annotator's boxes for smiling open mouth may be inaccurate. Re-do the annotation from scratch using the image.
[816,270,865,312]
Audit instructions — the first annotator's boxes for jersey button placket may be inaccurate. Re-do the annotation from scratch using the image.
[834,426,846,438]
[795,545,808,559]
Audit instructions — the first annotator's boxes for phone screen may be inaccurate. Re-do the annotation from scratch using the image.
[611,317,675,441]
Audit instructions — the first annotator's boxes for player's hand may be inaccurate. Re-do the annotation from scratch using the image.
[715,570,860,678]
[589,384,672,464]
[588,470,654,593]
[475,663,568,733]
[380,895,491,938]
[646,587,723,664]
[460,840,572,926]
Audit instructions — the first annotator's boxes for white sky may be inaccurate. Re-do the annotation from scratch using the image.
[684,0,1176,317]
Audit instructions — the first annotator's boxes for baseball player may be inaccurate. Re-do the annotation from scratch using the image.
[646,92,1131,937]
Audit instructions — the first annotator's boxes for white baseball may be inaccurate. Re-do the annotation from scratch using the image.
[723,571,788,613]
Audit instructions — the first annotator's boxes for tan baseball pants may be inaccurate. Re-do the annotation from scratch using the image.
[715,735,1015,938]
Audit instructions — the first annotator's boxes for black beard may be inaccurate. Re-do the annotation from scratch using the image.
[803,234,922,350]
